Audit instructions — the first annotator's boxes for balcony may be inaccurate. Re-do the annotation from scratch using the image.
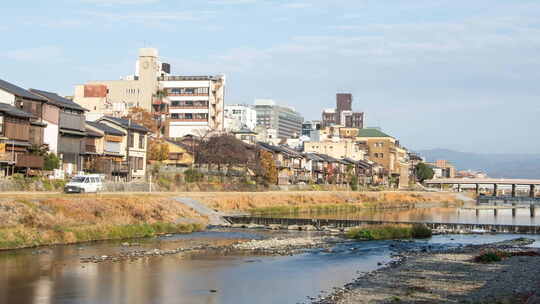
[85,145,97,153]
[16,154,44,169]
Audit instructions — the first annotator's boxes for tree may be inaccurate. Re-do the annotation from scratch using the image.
[259,150,278,185]
[148,139,170,161]
[123,107,158,134]
[415,163,434,182]
[44,153,60,171]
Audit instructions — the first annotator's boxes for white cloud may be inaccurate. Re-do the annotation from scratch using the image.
[1,46,65,63]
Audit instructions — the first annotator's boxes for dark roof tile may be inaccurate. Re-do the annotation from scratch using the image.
[30,89,87,111]
[0,79,46,102]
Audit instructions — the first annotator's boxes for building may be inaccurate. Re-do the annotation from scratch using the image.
[322,93,364,128]
[224,104,257,132]
[303,141,366,161]
[160,139,194,167]
[254,99,303,139]
[0,103,43,175]
[357,128,411,187]
[302,120,322,138]
[161,75,225,139]
[0,79,47,149]
[426,160,456,178]
[83,121,128,178]
[30,89,88,173]
[96,116,150,179]
[73,48,168,115]
[73,48,226,138]
[233,128,257,145]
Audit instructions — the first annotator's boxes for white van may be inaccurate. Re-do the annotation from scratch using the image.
[64,174,104,193]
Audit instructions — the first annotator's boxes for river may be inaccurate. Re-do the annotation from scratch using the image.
[1,204,540,304]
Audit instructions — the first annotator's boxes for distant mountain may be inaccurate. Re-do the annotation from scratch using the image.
[416,149,540,179]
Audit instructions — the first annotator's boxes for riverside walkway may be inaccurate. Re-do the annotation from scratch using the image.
[224,216,540,234]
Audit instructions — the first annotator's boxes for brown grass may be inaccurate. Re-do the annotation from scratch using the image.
[186,191,464,213]
[0,196,207,250]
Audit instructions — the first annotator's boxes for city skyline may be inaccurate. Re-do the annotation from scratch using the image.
[1,0,539,153]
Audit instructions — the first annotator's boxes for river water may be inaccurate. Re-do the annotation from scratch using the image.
[1,205,540,304]
[278,205,539,226]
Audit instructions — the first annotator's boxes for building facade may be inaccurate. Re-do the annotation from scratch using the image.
[73,48,225,139]
[322,93,364,129]
[161,75,225,139]
[254,99,303,139]
[31,89,88,173]
[224,104,257,132]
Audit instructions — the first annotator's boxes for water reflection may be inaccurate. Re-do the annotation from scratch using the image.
[0,232,391,304]
[278,206,539,226]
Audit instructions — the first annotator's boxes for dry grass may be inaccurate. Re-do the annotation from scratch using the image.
[0,196,207,250]
[188,191,464,213]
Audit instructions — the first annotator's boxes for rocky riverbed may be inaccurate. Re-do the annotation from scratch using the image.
[313,238,540,304]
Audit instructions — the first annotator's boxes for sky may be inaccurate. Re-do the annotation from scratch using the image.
[1,0,540,154]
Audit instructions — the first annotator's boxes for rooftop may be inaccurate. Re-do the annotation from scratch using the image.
[357,128,393,138]
[30,89,87,112]
[0,78,46,102]
[86,121,126,136]
[0,103,34,119]
[100,116,151,133]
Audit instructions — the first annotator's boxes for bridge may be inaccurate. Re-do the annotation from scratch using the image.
[224,216,540,234]
[424,178,540,198]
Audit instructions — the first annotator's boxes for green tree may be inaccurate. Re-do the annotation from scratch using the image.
[44,153,60,170]
[415,163,434,182]
[148,139,170,161]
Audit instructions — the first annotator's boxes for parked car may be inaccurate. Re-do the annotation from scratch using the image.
[64,174,104,193]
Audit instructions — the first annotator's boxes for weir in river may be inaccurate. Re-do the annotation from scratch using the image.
[224,216,540,234]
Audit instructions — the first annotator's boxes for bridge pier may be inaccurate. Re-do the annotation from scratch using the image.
[512,202,517,217]
[457,184,461,192]
[476,209,480,217]
[493,184,498,196]
[530,185,536,198]
[512,184,517,197]
[494,208,498,217]
[475,184,479,195]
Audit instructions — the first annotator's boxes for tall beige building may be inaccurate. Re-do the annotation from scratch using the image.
[73,48,225,137]
[74,48,162,116]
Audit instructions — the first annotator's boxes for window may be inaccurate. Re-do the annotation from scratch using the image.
[380,153,384,158]
[139,134,145,149]
[0,115,3,134]
[185,113,193,119]
[128,134,134,148]
[171,113,179,119]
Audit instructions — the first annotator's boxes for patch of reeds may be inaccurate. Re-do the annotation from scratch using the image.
[345,224,432,240]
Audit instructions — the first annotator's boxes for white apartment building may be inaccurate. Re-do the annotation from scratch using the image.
[161,75,225,139]
[224,104,257,132]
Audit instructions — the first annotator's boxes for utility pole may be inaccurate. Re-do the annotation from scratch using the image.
[126,118,131,182]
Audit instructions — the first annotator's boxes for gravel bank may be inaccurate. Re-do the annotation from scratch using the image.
[315,238,540,304]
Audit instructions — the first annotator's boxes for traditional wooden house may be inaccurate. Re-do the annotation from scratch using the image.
[97,116,150,179]
[0,103,43,175]
[30,89,87,174]
[0,79,47,149]
[161,139,194,167]
[83,121,128,178]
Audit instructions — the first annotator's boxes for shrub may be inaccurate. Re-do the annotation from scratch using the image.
[184,168,204,183]
[44,153,60,171]
[474,250,511,263]
[346,225,413,240]
[411,224,432,238]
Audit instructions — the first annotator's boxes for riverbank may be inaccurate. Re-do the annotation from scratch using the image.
[315,238,540,304]
[187,191,467,214]
[0,195,206,250]
[0,191,466,250]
